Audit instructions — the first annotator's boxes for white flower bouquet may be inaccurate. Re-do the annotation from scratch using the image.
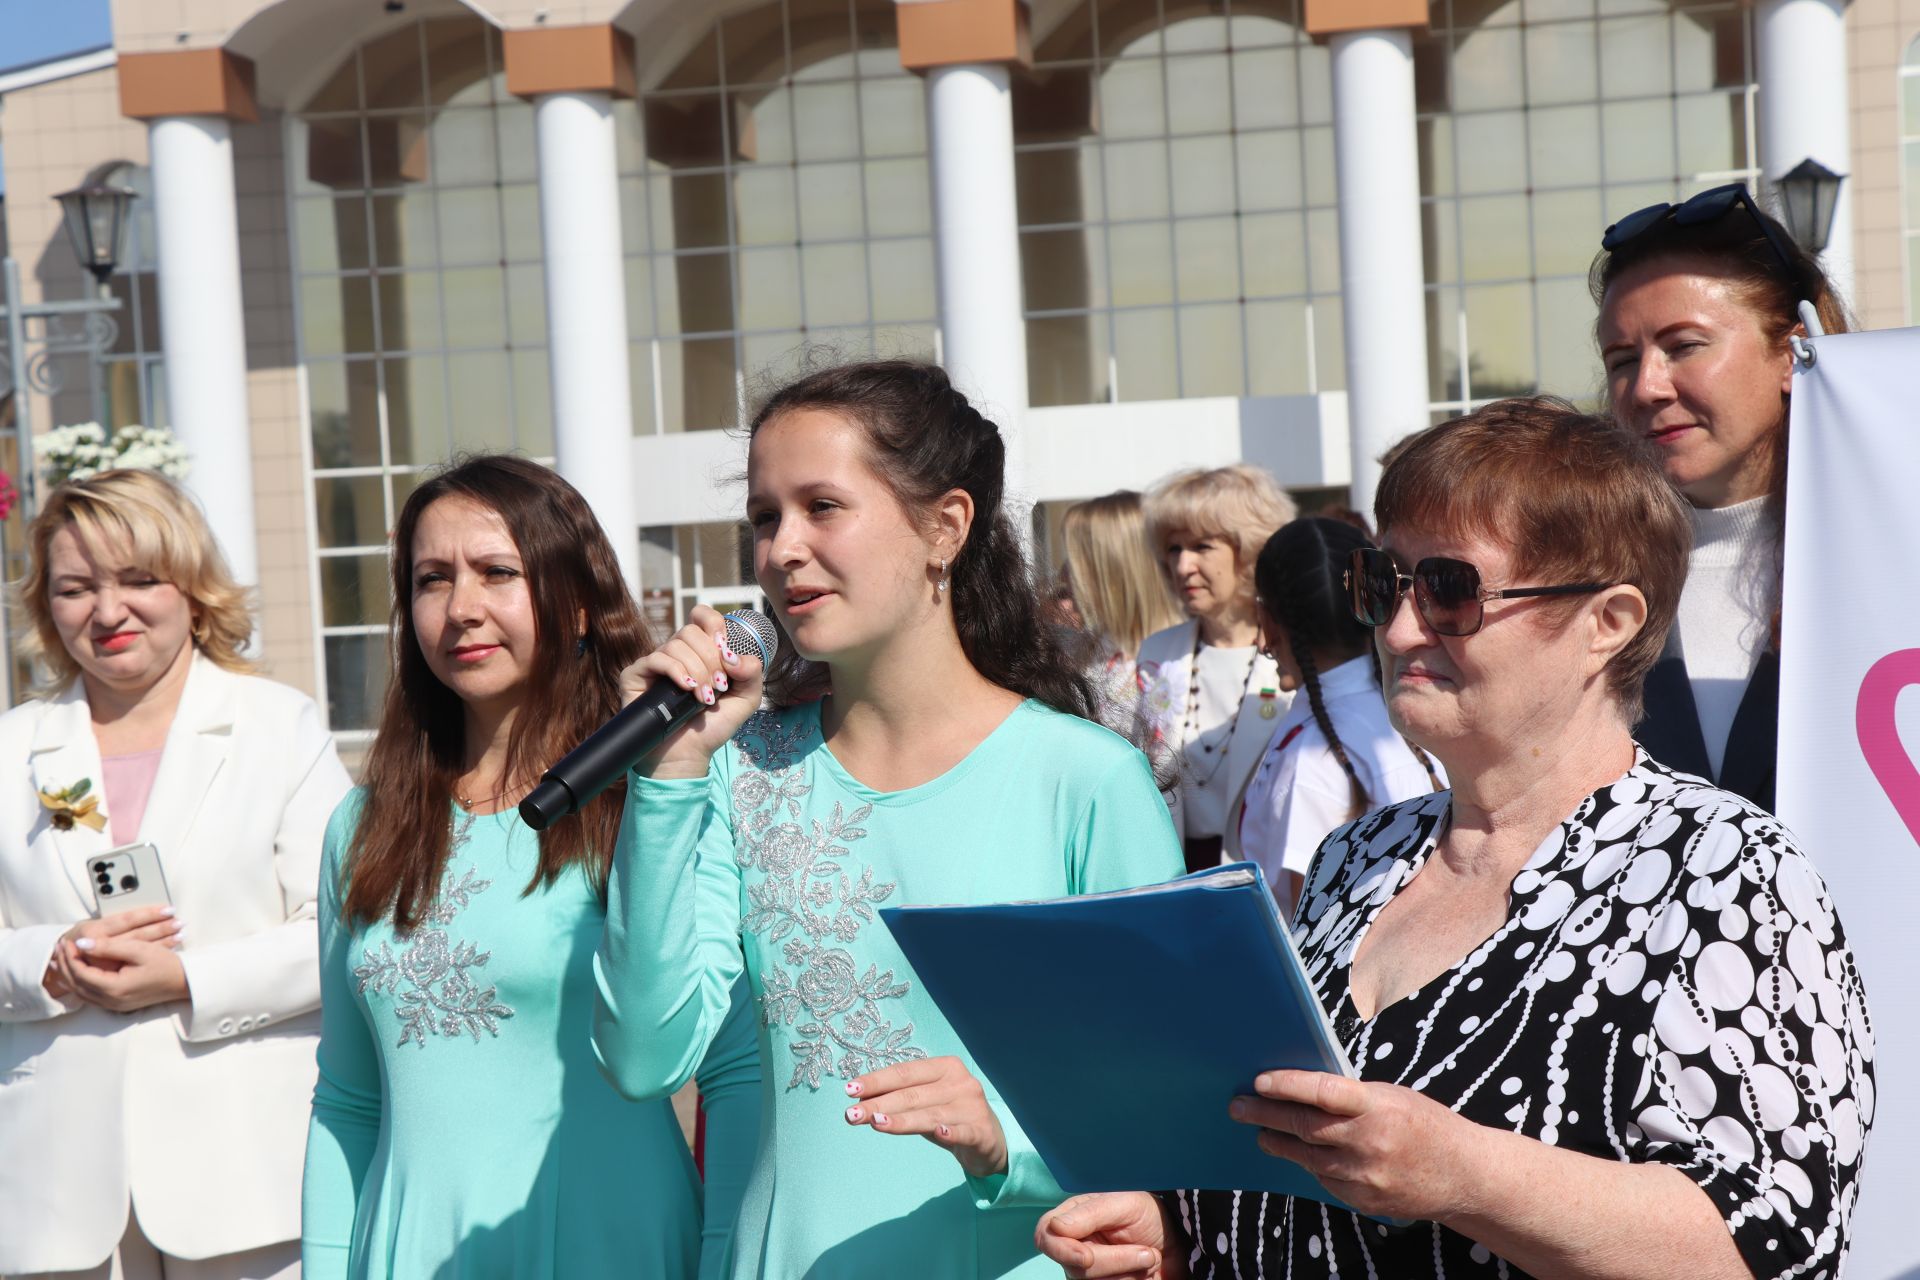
[36,422,191,489]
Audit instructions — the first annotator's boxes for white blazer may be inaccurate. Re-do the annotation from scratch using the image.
[0,653,352,1272]
[1136,619,1290,843]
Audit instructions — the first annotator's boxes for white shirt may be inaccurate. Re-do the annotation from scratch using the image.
[1674,497,1774,778]
[1236,655,1443,886]
[1137,622,1288,841]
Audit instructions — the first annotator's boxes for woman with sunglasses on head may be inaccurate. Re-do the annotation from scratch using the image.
[1230,517,1442,915]
[1592,183,1850,812]
[301,456,759,1280]
[1037,398,1873,1280]
[1137,466,1297,873]
[591,361,1184,1278]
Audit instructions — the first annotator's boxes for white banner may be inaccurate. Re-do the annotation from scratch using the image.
[1779,327,1920,1279]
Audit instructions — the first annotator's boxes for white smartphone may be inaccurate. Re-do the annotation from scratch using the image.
[88,842,173,916]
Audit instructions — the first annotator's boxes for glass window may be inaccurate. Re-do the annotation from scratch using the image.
[291,16,554,731]
[1014,2,1341,403]
[624,4,938,432]
[1422,2,1757,416]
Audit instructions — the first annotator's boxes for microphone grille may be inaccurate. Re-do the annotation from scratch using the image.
[723,609,779,665]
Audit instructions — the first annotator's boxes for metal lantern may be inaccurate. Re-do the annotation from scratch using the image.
[1775,158,1845,256]
[52,181,138,285]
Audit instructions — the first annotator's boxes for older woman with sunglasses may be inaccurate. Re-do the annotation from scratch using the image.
[1593,183,1849,812]
[1036,398,1873,1280]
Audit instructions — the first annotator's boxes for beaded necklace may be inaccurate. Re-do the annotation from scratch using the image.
[1179,627,1261,789]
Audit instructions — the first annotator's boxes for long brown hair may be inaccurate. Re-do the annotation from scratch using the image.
[343,455,651,929]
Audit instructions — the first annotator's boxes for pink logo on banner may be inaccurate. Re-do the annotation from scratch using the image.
[1857,649,1920,847]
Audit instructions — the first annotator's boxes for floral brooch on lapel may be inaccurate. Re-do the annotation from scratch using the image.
[40,779,106,832]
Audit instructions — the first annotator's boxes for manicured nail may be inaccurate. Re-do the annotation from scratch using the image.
[715,672,729,692]
[702,688,716,705]
[683,675,698,688]
[845,1107,863,1123]
[160,907,176,918]
[937,1123,951,1138]
[873,1113,889,1127]
[845,1081,862,1097]
[75,937,95,951]
[722,645,741,667]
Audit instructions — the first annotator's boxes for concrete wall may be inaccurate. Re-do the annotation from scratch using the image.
[1849,0,1915,331]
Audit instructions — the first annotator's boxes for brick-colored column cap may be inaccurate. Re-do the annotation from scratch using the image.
[899,0,1033,72]
[119,48,259,123]
[503,24,637,100]
[1304,0,1430,38]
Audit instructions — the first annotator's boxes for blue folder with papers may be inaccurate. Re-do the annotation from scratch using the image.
[880,862,1363,1209]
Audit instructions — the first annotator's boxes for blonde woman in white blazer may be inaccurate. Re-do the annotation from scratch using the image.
[0,470,351,1280]
[1137,465,1296,874]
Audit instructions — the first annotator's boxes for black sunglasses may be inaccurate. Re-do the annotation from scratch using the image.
[1345,548,1611,638]
[1601,182,1803,291]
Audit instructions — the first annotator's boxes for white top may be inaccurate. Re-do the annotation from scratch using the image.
[1674,497,1774,778]
[1137,621,1288,841]
[1236,656,1443,886]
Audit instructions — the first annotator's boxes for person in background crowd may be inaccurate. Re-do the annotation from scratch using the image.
[591,361,1183,1277]
[1137,464,1296,873]
[1229,517,1442,912]
[1058,492,1180,737]
[302,455,758,1279]
[0,469,351,1280]
[1036,399,1873,1280]
[1592,183,1851,812]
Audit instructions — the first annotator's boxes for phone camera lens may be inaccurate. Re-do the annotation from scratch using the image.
[120,875,139,891]
[91,861,107,874]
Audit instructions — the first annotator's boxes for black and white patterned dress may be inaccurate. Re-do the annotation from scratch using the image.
[1174,751,1874,1280]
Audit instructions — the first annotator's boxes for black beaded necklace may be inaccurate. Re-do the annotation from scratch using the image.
[1179,627,1261,790]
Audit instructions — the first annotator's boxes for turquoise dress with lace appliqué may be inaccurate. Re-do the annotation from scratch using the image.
[592,699,1185,1278]
[301,792,760,1280]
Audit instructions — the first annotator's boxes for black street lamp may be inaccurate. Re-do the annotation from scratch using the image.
[52,181,138,286]
[1774,158,1845,256]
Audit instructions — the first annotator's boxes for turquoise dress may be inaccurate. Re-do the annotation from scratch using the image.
[302,792,760,1279]
[593,699,1184,1278]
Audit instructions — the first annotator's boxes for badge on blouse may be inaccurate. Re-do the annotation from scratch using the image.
[1257,687,1279,719]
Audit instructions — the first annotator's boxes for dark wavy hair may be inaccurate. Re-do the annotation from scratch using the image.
[344,454,651,930]
[1255,517,1439,819]
[747,360,1098,721]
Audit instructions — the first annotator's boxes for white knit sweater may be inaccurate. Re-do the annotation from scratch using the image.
[1674,497,1775,778]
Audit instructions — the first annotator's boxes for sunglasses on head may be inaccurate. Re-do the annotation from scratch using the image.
[1344,547,1611,638]
[1601,182,1803,291]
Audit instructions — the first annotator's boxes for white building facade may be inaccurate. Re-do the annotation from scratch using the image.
[0,0,1893,738]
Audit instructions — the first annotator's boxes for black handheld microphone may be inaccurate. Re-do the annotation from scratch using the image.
[518,609,778,832]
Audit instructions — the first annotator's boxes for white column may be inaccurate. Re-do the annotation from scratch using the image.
[925,63,1029,499]
[149,115,258,587]
[1328,29,1430,520]
[1755,0,1854,306]
[532,90,639,591]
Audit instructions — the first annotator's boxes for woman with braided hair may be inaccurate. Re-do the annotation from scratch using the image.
[1230,517,1442,913]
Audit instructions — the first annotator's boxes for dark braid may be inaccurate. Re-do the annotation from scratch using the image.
[1283,614,1367,821]
[746,360,1098,721]
[1255,517,1443,815]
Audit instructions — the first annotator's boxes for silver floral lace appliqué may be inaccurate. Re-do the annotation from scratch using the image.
[732,711,926,1090]
[354,865,515,1049]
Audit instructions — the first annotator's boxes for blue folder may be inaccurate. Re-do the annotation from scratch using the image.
[880,862,1360,1208]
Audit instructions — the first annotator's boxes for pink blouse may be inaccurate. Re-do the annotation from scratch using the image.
[102,748,164,847]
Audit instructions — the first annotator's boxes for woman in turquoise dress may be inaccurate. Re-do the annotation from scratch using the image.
[591,362,1185,1277]
[301,456,759,1279]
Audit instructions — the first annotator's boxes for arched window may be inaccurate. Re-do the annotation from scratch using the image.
[623,0,937,435]
[287,15,550,732]
[1017,1,1342,406]
[1900,34,1920,322]
[1415,0,1758,414]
